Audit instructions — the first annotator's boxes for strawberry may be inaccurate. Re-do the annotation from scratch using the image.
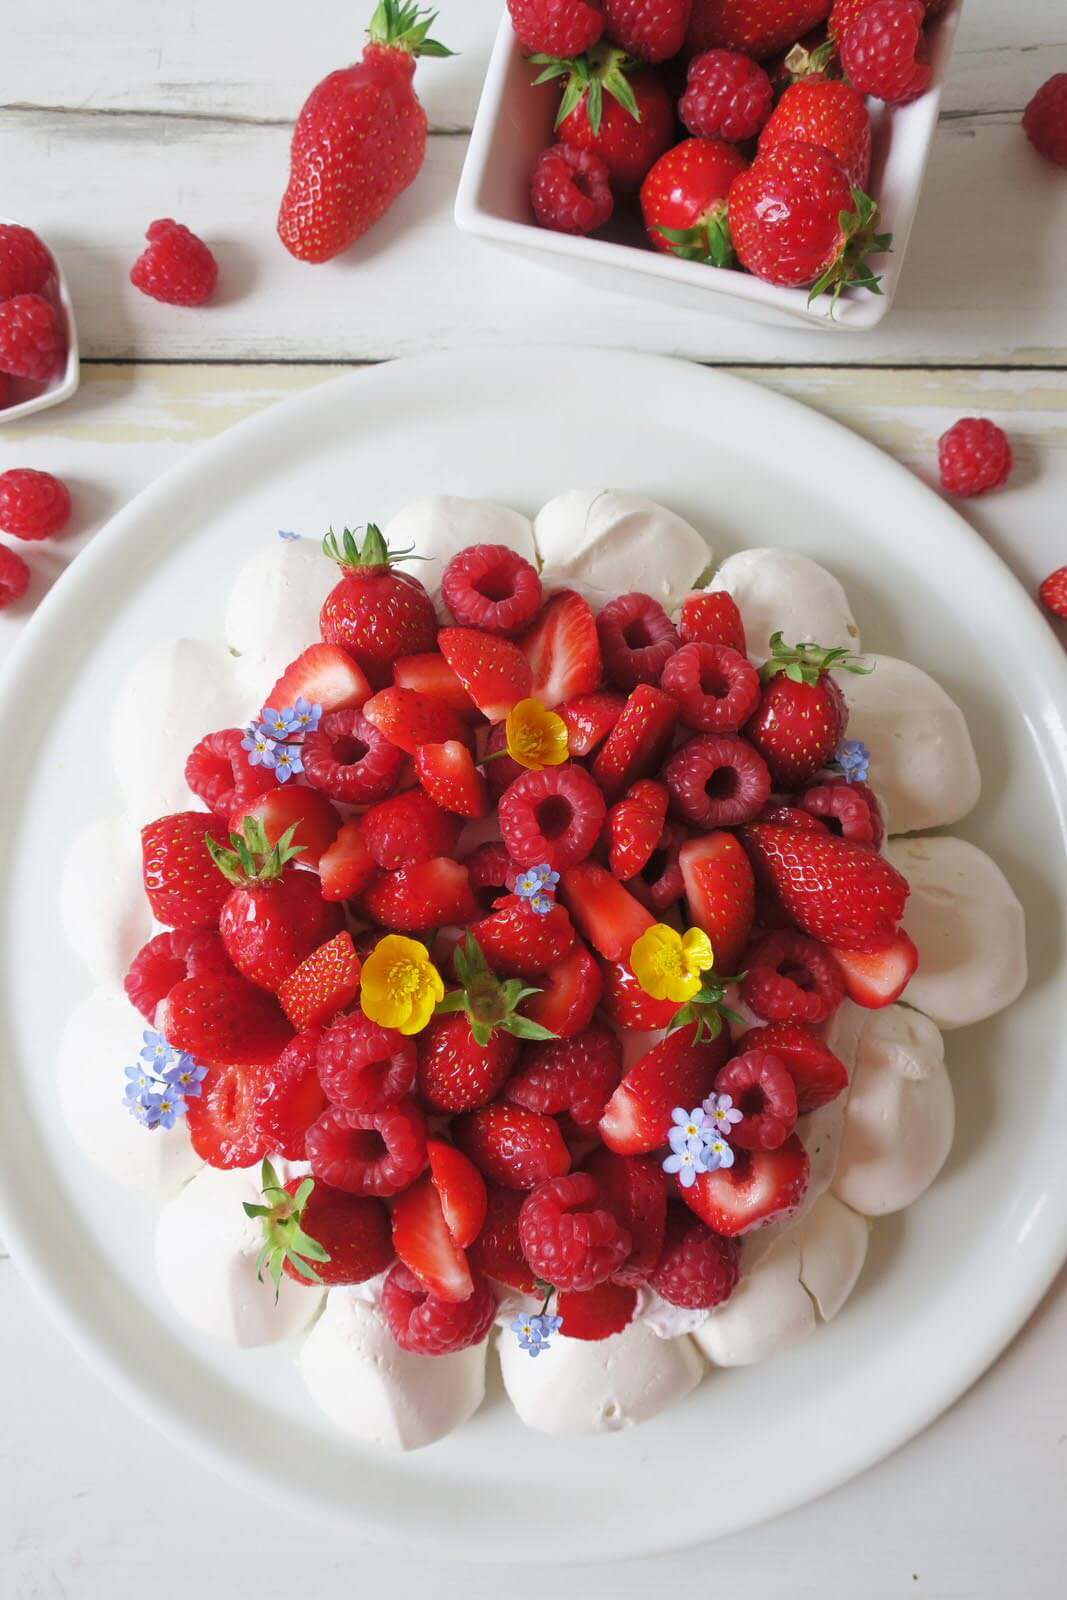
[599,1024,730,1154]
[392,652,480,719]
[278,2,452,263]
[557,1280,638,1338]
[557,690,626,755]
[162,973,293,1067]
[744,633,863,789]
[277,930,362,1030]
[678,830,755,971]
[391,1173,475,1303]
[453,1104,572,1190]
[606,779,668,879]
[360,788,462,869]
[249,1031,328,1158]
[266,642,372,720]
[599,957,680,1031]
[467,1183,539,1294]
[678,590,746,652]
[438,627,532,723]
[741,820,909,952]
[602,0,692,62]
[686,0,833,60]
[141,811,232,930]
[185,1062,266,1169]
[208,819,344,992]
[317,819,377,900]
[427,1139,489,1250]
[729,141,891,304]
[414,740,491,818]
[641,137,747,265]
[759,77,872,188]
[679,1133,810,1235]
[1039,566,1067,621]
[472,894,577,978]
[362,685,472,754]
[831,927,918,1008]
[361,857,480,932]
[507,1024,623,1130]
[519,589,602,707]
[582,1146,668,1285]
[558,861,654,963]
[281,1179,394,1287]
[752,1019,848,1112]
[591,683,680,798]
[539,46,676,192]
[319,524,437,687]
[229,784,341,868]
[508,0,606,56]
[519,940,603,1038]
[124,929,233,1021]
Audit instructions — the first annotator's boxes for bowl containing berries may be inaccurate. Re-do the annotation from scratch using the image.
[0,219,79,422]
[455,0,963,328]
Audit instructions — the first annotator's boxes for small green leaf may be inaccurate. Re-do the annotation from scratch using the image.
[503,1016,558,1042]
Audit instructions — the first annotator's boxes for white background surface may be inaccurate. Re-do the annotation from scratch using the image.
[1,1,1066,1595]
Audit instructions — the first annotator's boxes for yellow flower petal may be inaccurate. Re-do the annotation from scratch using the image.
[630,923,703,1004]
[505,698,571,771]
[680,927,715,978]
[360,935,443,1035]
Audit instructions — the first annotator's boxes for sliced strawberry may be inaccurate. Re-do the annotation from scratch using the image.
[229,784,341,868]
[318,819,377,900]
[415,740,491,818]
[361,857,479,932]
[362,686,471,755]
[427,1139,488,1250]
[438,627,532,723]
[599,958,680,1031]
[557,690,626,756]
[558,861,654,963]
[831,928,919,1009]
[680,1135,809,1236]
[185,1061,266,1169]
[452,1104,571,1191]
[583,1146,668,1287]
[392,652,480,720]
[391,1173,474,1303]
[591,683,680,799]
[606,779,668,879]
[161,973,294,1066]
[519,589,602,708]
[520,941,603,1038]
[740,821,910,953]
[599,1024,730,1155]
[679,831,756,972]
[679,591,746,653]
[266,642,371,716]
[277,930,362,1031]
[468,1183,539,1294]
[752,1019,849,1114]
[557,1280,638,1340]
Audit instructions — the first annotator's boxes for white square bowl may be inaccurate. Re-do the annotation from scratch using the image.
[455,2,963,332]
[0,218,80,424]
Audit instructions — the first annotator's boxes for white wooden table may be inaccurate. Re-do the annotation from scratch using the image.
[2,3,1066,1594]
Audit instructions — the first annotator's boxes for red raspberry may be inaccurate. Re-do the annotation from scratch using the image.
[664,734,771,827]
[0,294,67,382]
[680,50,774,142]
[1039,566,1067,620]
[499,763,607,870]
[660,641,760,734]
[938,417,1013,498]
[598,592,680,691]
[283,1179,393,1286]
[507,1024,623,1131]
[250,1030,328,1159]
[714,1048,798,1151]
[317,1013,418,1113]
[582,1146,668,1286]
[839,0,931,104]
[0,468,72,540]
[305,1100,428,1197]
[130,219,218,306]
[360,788,462,870]
[302,708,406,804]
[519,1172,631,1291]
[678,590,746,653]
[531,144,616,237]
[602,0,690,62]
[185,727,274,815]
[0,544,31,609]
[462,841,513,912]
[640,821,687,912]
[1023,74,1067,167]
[648,1208,740,1310]
[0,224,55,299]
[381,1260,497,1355]
[802,777,884,847]
[741,929,845,1024]
[507,0,605,55]
[123,928,232,1020]
[441,542,543,634]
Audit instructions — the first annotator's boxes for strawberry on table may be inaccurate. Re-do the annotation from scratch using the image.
[535,45,676,192]
[641,137,747,264]
[319,523,437,688]
[743,632,867,790]
[209,819,344,992]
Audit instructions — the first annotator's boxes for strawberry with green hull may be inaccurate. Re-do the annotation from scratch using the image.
[744,631,869,790]
[229,785,341,868]
[319,523,437,688]
[533,45,676,192]
[758,77,873,188]
[641,137,747,265]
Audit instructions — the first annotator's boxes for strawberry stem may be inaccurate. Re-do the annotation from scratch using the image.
[207,818,304,886]
[760,632,872,686]
[435,934,556,1045]
[243,1158,330,1301]
[322,523,425,573]
[808,186,892,311]
[531,44,641,137]
[655,207,734,269]
[367,1,454,57]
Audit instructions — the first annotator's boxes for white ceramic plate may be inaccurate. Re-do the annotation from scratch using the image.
[0,349,1065,1562]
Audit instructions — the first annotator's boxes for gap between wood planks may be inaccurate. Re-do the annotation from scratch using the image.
[76,358,1067,373]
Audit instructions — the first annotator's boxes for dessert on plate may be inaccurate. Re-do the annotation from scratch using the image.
[59,489,1027,1449]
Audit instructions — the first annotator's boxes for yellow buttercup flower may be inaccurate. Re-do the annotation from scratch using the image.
[630,924,715,1004]
[360,934,444,1036]
[505,697,570,771]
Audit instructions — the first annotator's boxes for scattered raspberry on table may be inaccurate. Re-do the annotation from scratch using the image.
[0,468,73,540]
[938,418,1014,498]
[1022,73,1067,168]
[130,220,218,306]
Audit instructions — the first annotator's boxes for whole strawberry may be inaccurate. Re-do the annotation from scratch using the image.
[508,0,605,56]
[142,810,233,929]
[838,0,930,105]
[537,45,676,191]
[739,820,909,952]
[1023,74,1067,168]
[601,0,693,63]
[130,220,218,306]
[758,78,872,188]
[686,0,834,60]
[278,2,452,263]
[744,632,868,789]
[641,137,746,264]
[319,522,437,687]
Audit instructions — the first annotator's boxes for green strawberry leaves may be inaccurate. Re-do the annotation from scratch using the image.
[367,1,454,58]
[322,522,422,572]
[530,45,642,138]
[243,1158,330,1300]
[207,818,305,887]
[760,632,873,687]
[665,972,746,1046]
[808,186,893,310]
[435,934,557,1046]
[655,208,734,269]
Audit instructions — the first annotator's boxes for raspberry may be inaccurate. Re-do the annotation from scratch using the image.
[938,417,1013,498]
[802,778,884,848]
[531,143,615,237]
[360,788,461,869]
[839,0,931,104]
[316,1013,418,1113]
[506,0,605,57]
[507,1025,623,1130]
[1039,566,1067,620]
[1023,74,1067,167]
[714,1048,798,1151]
[648,1209,740,1310]
[0,224,55,299]
[381,1261,497,1355]
[463,841,513,912]
[741,929,845,1024]
[680,49,774,142]
[678,590,746,653]
[0,468,72,540]
[123,928,231,1020]
[0,294,67,382]
[499,763,607,870]
[598,592,680,690]
[519,1172,632,1291]
[442,543,544,634]
[283,1180,394,1287]
[640,821,687,912]
[302,708,406,804]
[664,734,771,827]
[305,1100,428,1196]
[130,219,218,306]
[660,641,760,734]
[185,727,274,815]
[250,1030,328,1159]
[0,544,31,609]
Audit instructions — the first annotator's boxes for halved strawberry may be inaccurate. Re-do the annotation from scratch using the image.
[414,740,491,818]
[438,627,532,723]
[599,958,679,1031]
[679,591,746,653]
[591,683,680,799]
[452,1104,571,1190]
[679,1134,809,1236]
[519,589,602,708]
[679,831,756,972]
[391,1173,474,1303]
[318,819,377,900]
[467,1183,539,1294]
[229,784,341,868]
[831,928,919,1008]
[361,858,480,932]
[557,1280,638,1340]
[583,1146,668,1287]
[266,642,371,716]
[752,1019,849,1114]
[520,941,603,1038]
[277,930,362,1031]
[606,779,669,880]
[557,691,626,756]
[558,862,654,963]
[392,652,480,720]
[161,973,294,1067]
[185,1061,266,1169]
[362,686,471,755]
[427,1138,488,1249]
[599,1025,730,1154]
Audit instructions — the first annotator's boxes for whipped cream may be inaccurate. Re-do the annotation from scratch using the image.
[534,490,711,612]
[885,835,1027,1029]
[61,814,154,992]
[225,536,335,695]
[694,1238,815,1366]
[793,1193,869,1320]
[300,1289,488,1451]
[386,496,538,612]
[704,548,860,663]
